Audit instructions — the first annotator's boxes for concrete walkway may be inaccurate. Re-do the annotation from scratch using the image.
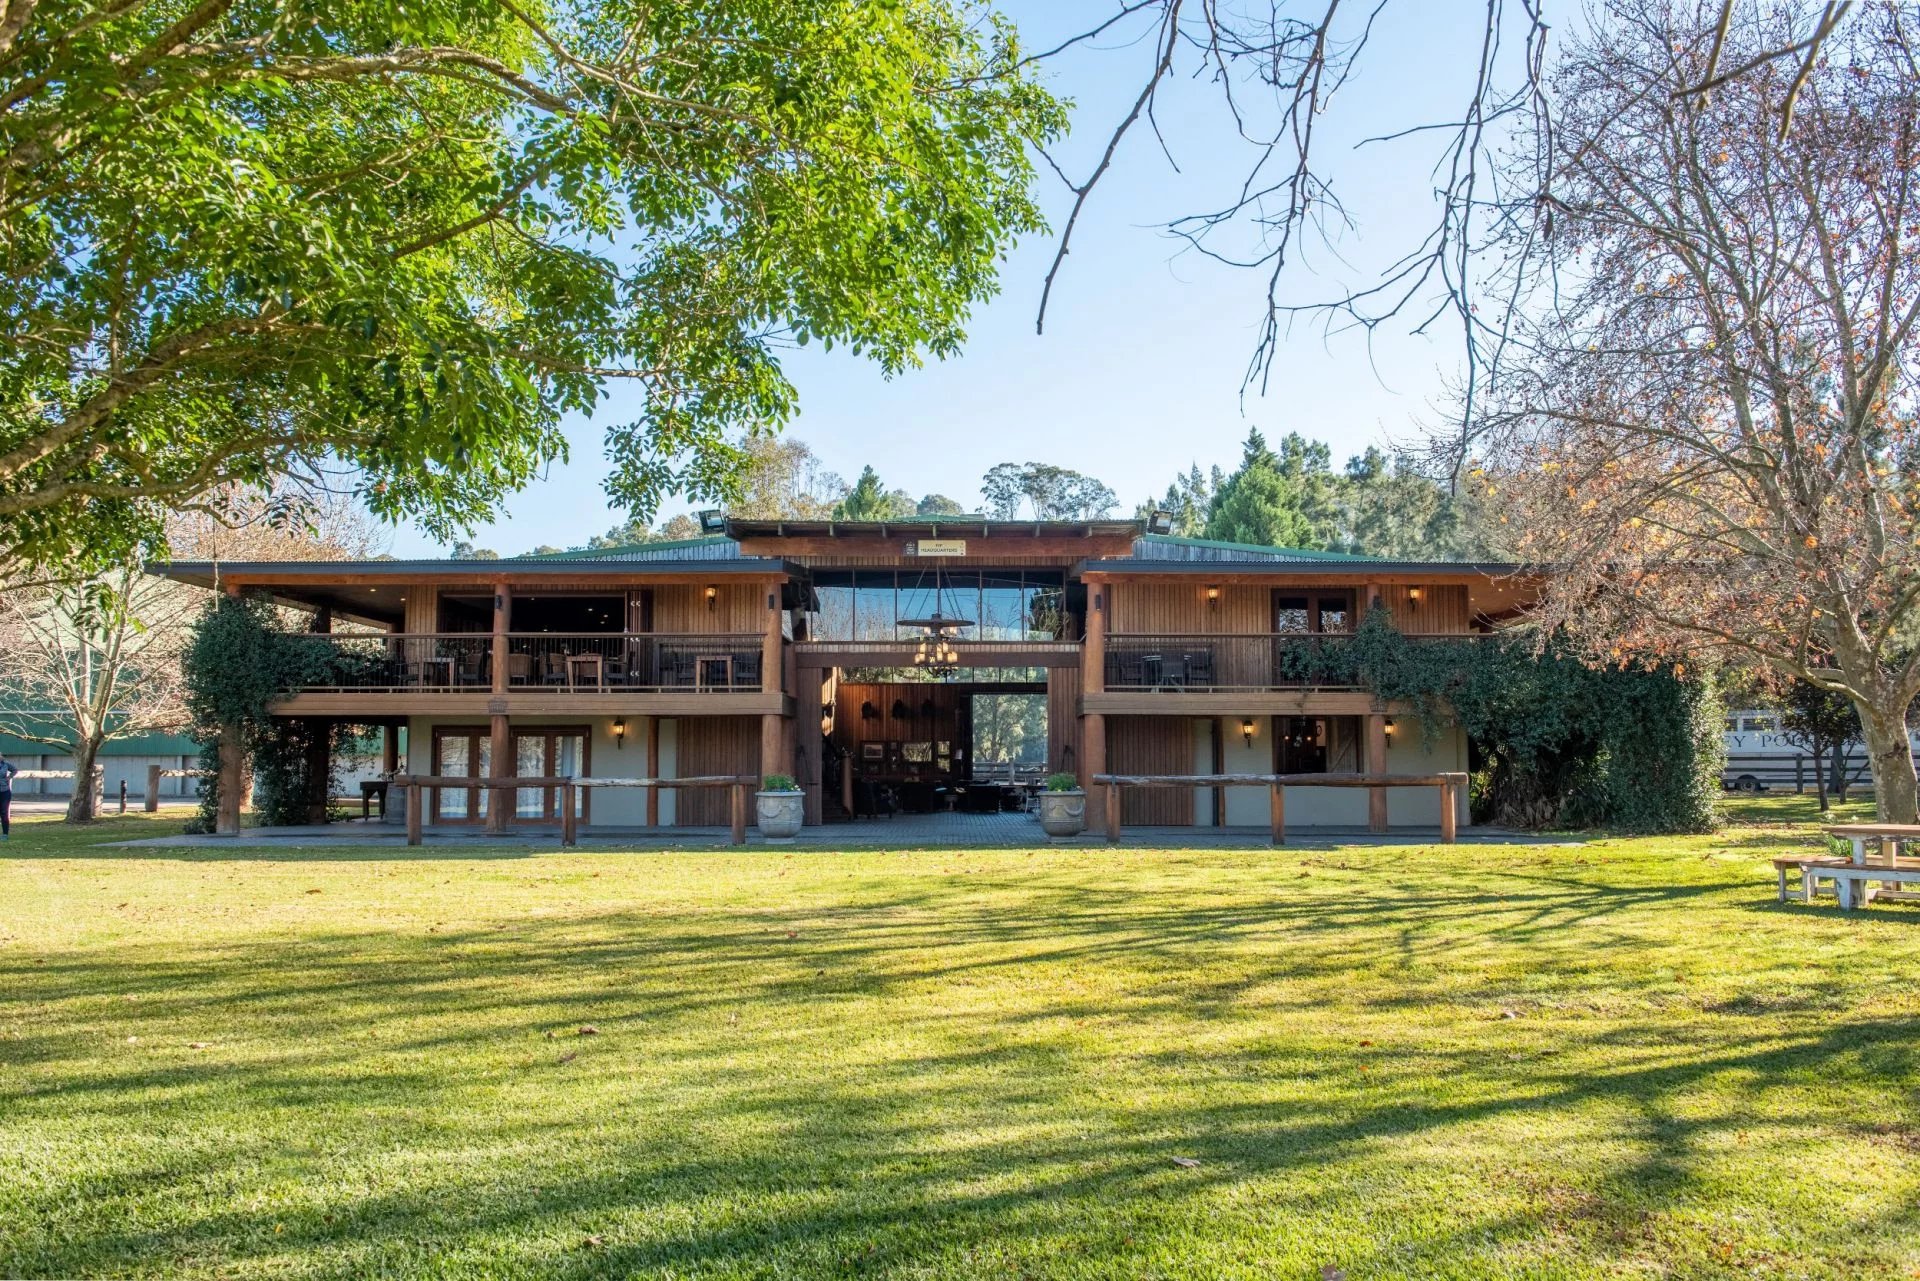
[107,809,1574,851]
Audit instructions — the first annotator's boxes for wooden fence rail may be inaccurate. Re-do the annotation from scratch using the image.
[145,766,210,812]
[1092,771,1469,846]
[389,774,756,847]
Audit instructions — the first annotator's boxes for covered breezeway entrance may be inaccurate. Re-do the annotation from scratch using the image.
[791,641,1083,828]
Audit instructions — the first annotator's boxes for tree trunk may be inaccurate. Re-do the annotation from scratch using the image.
[1857,706,1918,824]
[1828,741,1850,803]
[65,736,101,822]
[1813,736,1829,812]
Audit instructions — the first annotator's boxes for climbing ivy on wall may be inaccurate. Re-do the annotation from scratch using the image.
[181,595,363,832]
[1281,611,1723,833]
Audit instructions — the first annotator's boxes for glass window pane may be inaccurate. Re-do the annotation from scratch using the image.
[437,735,470,818]
[812,576,855,641]
[980,572,1023,640]
[1317,595,1351,634]
[897,570,941,636]
[854,572,895,640]
[516,736,546,818]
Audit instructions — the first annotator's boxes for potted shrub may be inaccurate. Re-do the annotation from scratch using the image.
[1036,772,1087,839]
[755,774,805,841]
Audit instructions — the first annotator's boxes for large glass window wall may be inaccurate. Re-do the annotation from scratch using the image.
[807,570,1066,642]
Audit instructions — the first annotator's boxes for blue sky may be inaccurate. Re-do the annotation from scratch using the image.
[392,4,1501,556]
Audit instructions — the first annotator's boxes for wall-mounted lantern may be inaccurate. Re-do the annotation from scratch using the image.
[611,717,627,749]
[1241,717,1256,747]
[705,585,719,611]
[1207,585,1220,609]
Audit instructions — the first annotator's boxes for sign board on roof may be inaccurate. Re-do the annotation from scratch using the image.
[909,539,967,557]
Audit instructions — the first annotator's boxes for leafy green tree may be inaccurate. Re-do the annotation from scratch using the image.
[1779,680,1863,811]
[833,466,915,521]
[1204,429,1334,549]
[722,436,845,520]
[916,493,967,517]
[1335,447,1501,560]
[449,541,499,560]
[0,1,1062,577]
[1137,463,1214,536]
[980,462,1116,521]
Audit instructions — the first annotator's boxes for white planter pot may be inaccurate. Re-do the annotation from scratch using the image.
[1036,790,1087,839]
[755,791,805,840]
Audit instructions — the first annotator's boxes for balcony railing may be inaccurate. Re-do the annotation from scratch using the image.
[1102,632,1485,691]
[295,633,771,693]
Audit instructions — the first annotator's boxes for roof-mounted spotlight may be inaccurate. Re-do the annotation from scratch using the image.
[697,509,726,533]
[1146,509,1174,535]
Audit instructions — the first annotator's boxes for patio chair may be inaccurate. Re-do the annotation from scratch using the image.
[1184,649,1215,688]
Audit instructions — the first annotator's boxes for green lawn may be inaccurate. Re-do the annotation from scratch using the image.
[1,803,1916,1279]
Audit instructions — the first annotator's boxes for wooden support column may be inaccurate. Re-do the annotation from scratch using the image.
[729,781,748,845]
[761,582,784,695]
[491,580,510,695]
[1084,711,1107,835]
[303,718,331,824]
[1366,712,1389,833]
[1082,581,1108,832]
[486,712,511,834]
[760,714,785,785]
[797,665,825,825]
[1439,779,1458,844]
[645,717,661,826]
[383,723,400,775]
[215,728,243,836]
[1270,783,1286,846]
[406,782,423,845]
[145,764,161,813]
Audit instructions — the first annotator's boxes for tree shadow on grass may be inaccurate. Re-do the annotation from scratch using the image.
[3,870,1916,1278]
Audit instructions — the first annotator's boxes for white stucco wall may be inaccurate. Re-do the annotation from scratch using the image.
[1210,715,1469,828]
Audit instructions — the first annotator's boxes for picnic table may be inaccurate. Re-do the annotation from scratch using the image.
[1775,824,1920,910]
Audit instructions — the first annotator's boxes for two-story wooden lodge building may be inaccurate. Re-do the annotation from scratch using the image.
[158,519,1531,835]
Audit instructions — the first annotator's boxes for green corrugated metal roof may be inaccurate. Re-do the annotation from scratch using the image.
[1135,533,1390,562]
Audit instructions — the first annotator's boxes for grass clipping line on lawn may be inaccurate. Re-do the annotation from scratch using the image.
[0,799,1915,1280]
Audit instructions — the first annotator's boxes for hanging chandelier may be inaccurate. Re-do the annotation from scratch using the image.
[899,569,973,679]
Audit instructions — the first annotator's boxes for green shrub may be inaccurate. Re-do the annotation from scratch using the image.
[760,774,800,792]
[1045,772,1080,792]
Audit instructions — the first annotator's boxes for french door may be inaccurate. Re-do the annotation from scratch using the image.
[513,729,588,823]
[431,729,490,823]
[430,727,588,824]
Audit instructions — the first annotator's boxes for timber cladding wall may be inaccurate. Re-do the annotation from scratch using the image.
[1112,580,1475,635]
[1371,583,1471,633]
[647,582,771,634]
[832,682,973,760]
[673,716,759,824]
[1046,666,1082,777]
[1106,716,1194,825]
[1109,582,1273,635]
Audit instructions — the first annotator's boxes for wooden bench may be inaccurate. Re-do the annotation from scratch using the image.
[1776,850,1920,910]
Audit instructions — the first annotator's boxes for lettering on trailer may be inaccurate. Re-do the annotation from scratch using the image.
[908,539,967,557]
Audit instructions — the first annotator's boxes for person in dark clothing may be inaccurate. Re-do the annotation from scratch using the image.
[0,751,15,838]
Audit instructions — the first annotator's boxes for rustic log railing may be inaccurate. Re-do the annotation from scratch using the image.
[144,766,210,811]
[1092,771,1469,845]
[390,774,757,847]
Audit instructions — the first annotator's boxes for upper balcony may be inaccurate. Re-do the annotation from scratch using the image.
[272,631,784,716]
[1085,630,1490,714]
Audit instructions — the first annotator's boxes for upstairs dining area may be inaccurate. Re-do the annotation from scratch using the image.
[273,581,780,697]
